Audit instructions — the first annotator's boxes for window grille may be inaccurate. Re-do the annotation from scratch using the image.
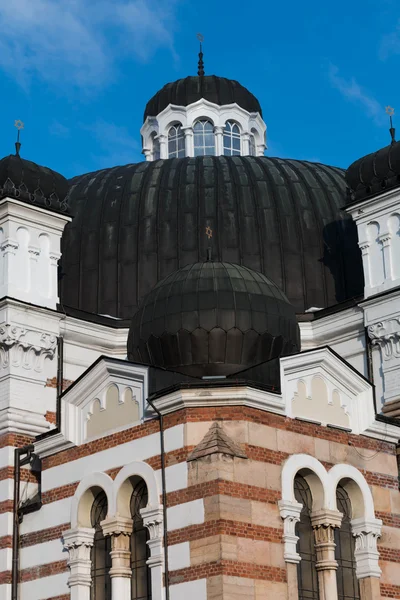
[130,480,151,600]
[168,125,185,158]
[294,476,320,600]
[223,121,241,156]
[193,120,215,156]
[335,486,360,600]
[90,491,111,600]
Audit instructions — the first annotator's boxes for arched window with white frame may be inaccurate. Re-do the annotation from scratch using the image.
[249,132,256,156]
[90,490,112,600]
[193,120,215,156]
[335,485,360,600]
[152,134,161,160]
[130,478,151,600]
[223,121,241,156]
[168,124,185,158]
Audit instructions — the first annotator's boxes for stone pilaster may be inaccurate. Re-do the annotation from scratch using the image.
[141,506,164,600]
[278,499,302,563]
[368,317,400,408]
[311,509,342,600]
[351,517,382,580]
[101,516,133,600]
[63,527,95,600]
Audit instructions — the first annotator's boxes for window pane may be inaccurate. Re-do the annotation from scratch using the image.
[233,136,240,150]
[294,477,319,600]
[90,491,111,600]
[335,486,360,600]
[131,480,151,600]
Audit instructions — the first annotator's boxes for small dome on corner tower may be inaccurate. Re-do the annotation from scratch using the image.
[127,261,300,378]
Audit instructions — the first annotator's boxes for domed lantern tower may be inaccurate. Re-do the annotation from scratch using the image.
[140,45,267,160]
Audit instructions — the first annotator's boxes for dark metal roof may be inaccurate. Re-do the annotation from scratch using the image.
[0,154,70,214]
[127,261,299,377]
[346,140,400,203]
[144,75,262,120]
[62,155,363,319]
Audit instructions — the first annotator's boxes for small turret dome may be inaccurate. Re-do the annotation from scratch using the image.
[144,75,262,121]
[0,154,70,214]
[127,261,300,378]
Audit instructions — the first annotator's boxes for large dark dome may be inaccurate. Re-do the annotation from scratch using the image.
[62,155,363,319]
[0,154,69,214]
[144,76,262,120]
[127,261,299,377]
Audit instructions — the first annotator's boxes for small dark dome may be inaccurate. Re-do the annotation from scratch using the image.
[0,154,70,214]
[127,261,300,378]
[144,75,262,121]
[346,141,400,203]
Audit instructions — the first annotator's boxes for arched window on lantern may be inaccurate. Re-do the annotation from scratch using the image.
[152,135,160,160]
[193,120,215,156]
[90,490,112,600]
[223,121,241,156]
[168,124,185,158]
[294,475,319,600]
[335,485,360,600]
[130,479,151,600]
[249,132,256,156]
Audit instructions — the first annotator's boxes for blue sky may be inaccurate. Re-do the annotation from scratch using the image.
[0,0,399,178]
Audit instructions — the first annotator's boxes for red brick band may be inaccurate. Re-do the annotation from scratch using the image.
[381,583,400,598]
[168,519,283,546]
[169,559,287,585]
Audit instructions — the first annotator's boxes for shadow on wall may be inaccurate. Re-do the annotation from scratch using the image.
[321,216,364,305]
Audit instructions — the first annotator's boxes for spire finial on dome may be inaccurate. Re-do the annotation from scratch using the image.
[197,33,205,77]
[14,119,24,156]
[386,106,396,144]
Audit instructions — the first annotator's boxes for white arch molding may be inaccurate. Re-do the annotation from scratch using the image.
[279,454,382,581]
[71,471,114,528]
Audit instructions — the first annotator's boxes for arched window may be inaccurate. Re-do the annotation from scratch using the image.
[249,133,256,156]
[168,125,185,158]
[91,491,111,600]
[152,135,160,160]
[193,120,215,156]
[130,479,151,600]
[294,476,319,600]
[223,121,241,156]
[335,486,360,600]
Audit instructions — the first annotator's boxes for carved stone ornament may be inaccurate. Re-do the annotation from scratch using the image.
[63,527,95,588]
[368,318,400,360]
[351,517,382,579]
[278,499,302,564]
[0,323,57,372]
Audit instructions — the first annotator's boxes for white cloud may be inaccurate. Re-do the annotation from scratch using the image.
[0,0,178,90]
[328,65,384,126]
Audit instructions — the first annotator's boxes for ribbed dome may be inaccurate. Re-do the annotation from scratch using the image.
[127,261,299,377]
[62,155,363,319]
[346,141,400,203]
[144,75,262,120]
[0,154,70,214]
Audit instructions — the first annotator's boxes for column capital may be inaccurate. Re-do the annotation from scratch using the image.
[311,508,343,530]
[63,527,95,589]
[278,499,302,564]
[100,515,133,537]
[351,516,382,579]
[311,510,342,574]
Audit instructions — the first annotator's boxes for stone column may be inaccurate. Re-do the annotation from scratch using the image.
[182,127,194,157]
[101,516,133,600]
[378,234,392,281]
[242,132,250,156]
[63,527,95,600]
[278,500,302,600]
[351,516,382,600]
[143,148,152,162]
[311,509,342,600]
[214,126,224,156]
[158,135,168,160]
[141,506,164,600]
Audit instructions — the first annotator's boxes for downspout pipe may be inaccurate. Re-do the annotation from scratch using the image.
[56,336,64,430]
[12,445,34,600]
[146,398,170,600]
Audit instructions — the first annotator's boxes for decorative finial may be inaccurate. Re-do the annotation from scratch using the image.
[197,33,205,77]
[14,119,24,156]
[385,106,396,144]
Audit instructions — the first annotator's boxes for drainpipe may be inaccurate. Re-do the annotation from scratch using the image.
[146,398,170,600]
[12,446,42,600]
[56,336,64,429]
